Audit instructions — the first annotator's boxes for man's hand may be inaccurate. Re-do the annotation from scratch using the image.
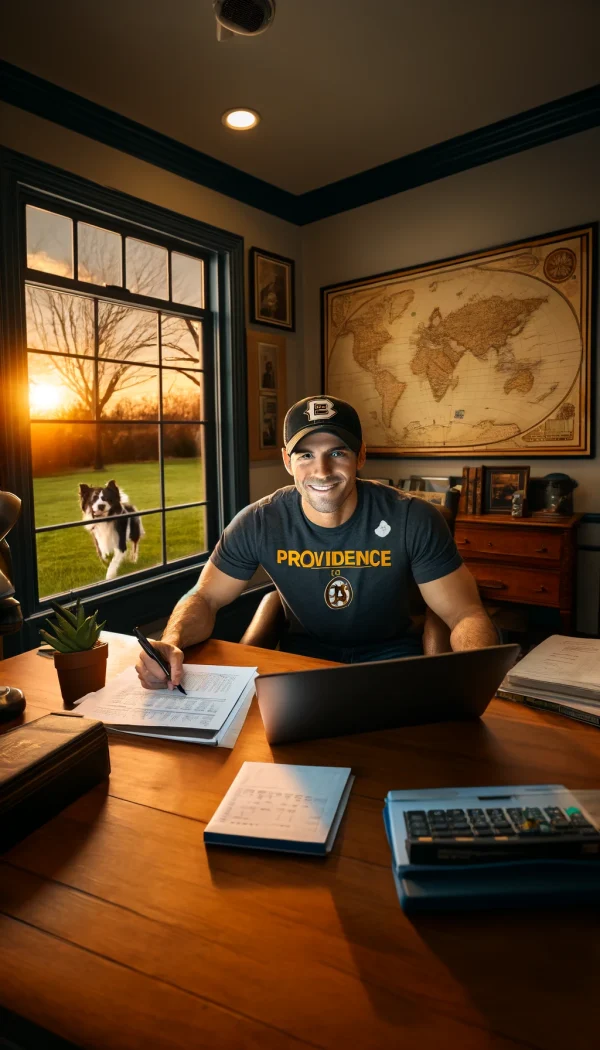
[135,639,184,691]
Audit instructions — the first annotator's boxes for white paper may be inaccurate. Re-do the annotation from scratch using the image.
[108,677,257,747]
[75,664,257,732]
[507,636,600,699]
[205,762,353,844]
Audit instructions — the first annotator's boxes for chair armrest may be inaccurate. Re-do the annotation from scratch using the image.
[240,590,286,649]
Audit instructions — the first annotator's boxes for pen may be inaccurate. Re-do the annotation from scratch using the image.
[133,626,187,695]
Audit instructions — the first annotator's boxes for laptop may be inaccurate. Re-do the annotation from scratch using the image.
[255,643,520,745]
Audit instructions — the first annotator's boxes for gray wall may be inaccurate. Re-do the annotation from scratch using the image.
[302,127,600,631]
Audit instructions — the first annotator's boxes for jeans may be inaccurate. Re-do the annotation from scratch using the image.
[280,633,423,664]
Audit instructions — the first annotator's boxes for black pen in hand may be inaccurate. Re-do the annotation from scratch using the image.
[133,626,187,695]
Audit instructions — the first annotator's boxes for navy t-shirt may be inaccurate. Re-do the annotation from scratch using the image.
[210,480,462,647]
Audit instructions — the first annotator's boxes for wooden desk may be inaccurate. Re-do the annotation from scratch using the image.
[2,632,600,1050]
[455,513,581,633]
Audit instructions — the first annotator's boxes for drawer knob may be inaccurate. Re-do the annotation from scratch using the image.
[460,537,470,544]
[488,541,494,547]
[534,547,548,553]
[534,586,547,593]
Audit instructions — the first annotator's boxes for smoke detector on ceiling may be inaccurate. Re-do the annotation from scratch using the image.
[213,0,276,41]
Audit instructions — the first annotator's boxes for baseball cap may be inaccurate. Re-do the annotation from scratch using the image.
[283,395,363,456]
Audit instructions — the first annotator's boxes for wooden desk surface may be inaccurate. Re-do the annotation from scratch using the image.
[2,633,600,1050]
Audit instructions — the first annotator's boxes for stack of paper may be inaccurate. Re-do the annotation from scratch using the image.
[204,762,354,854]
[499,636,600,728]
[74,664,257,747]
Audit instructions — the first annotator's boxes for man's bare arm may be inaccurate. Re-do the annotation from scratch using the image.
[162,561,247,648]
[135,562,247,689]
[418,564,497,652]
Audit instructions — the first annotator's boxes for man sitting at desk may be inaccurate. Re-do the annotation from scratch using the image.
[136,395,496,689]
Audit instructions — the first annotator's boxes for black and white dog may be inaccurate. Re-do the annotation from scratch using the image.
[79,480,144,581]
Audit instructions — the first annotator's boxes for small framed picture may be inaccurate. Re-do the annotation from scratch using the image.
[249,247,295,332]
[259,395,278,450]
[483,466,530,514]
[410,490,446,507]
[258,342,278,391]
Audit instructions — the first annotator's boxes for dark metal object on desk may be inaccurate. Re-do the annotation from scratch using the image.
[530,473,578,517]
[0,686,26,722]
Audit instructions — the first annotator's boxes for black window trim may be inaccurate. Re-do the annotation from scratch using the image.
[0,146,248,651]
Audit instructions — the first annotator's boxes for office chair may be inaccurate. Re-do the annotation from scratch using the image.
[0,491,23,659]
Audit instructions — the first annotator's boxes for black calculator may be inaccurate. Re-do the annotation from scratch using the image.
[404,794,600,865]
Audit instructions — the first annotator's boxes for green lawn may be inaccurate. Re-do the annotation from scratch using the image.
[34,459,205,598]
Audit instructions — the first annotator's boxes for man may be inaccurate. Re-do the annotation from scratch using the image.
[136,395,496,689]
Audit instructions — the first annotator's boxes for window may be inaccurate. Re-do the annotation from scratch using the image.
[0,151,246,651]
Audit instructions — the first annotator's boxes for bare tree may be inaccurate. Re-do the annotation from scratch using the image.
[27,239,201,468]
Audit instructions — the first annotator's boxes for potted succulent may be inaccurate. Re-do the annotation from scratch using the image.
[41,599,108,705]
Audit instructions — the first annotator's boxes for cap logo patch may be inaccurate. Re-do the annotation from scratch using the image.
[305,398,337,423]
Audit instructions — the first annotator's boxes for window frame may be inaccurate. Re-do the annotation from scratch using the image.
[0,147,248,652]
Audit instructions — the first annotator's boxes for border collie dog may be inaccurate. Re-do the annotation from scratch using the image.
[79,480,144,581]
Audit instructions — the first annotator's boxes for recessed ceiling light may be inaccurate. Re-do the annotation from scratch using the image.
[222,108,260,131]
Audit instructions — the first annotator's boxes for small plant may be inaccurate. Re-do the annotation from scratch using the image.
[41,599,106,654]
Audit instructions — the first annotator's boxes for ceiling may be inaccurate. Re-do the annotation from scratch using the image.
[2,0,599,195]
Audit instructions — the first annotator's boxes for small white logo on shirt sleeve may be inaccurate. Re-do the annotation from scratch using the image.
[374,520,391,537]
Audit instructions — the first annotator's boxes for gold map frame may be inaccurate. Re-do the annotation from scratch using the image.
[322,225,594,457]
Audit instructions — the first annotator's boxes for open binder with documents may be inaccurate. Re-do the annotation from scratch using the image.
[75,664,257,747]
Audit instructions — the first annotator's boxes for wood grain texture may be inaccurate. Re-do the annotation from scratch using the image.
[2,633,600,1049]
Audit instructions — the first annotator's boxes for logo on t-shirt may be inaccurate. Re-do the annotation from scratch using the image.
[304,398,337,423]
[374,520,391,537]
[324,577,353,610]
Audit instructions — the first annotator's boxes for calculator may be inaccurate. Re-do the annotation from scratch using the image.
[400,786,600,865]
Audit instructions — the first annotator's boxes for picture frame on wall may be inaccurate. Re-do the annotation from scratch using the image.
[249,247,295,332]
[259,395,278,450]
[483,466,530,514]
[247,330,287,461]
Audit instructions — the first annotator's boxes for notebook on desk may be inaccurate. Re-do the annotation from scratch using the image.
[204,762,354,854]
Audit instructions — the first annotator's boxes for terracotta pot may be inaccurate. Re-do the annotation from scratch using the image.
[53,641,108,705]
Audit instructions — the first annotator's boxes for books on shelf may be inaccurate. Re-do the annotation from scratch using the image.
[204,762,354,854]
[75,664,257,748]
[458,466,483,515]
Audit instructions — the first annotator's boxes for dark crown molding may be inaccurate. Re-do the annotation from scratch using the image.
[0,60,298,223]
[1,61,599,226]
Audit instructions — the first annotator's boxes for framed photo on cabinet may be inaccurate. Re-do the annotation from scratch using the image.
[249,247,295,332]
[247,330,287,460]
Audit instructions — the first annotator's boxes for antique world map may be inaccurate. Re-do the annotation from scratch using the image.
[323,227,593,456]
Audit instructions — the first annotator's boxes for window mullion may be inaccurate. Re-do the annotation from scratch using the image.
[158,311,167,567]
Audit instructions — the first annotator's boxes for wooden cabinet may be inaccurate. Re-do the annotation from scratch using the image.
[456,514,581,634]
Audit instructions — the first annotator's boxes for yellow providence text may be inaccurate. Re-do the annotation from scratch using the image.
[276,550,392,568]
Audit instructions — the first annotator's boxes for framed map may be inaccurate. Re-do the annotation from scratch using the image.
[322,225,595,457]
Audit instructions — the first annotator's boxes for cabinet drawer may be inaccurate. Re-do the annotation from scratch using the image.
[467,562,560,605]
[455,525,562,561]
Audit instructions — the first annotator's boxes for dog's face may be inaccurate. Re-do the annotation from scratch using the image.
[79,480,121,519]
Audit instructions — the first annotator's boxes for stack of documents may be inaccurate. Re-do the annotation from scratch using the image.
[75,664,257,747]
[498,636,600,727]
[204,762,354,854]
